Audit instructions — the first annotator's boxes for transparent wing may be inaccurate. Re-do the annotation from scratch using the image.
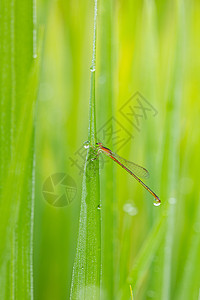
[111,151,150,179]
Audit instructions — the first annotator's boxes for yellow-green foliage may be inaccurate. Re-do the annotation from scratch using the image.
[1,0,200,299]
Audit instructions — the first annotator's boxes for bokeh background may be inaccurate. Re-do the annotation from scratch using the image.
[35,0,200,299]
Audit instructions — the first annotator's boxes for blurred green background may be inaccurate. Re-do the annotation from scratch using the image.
[18,0,200,299]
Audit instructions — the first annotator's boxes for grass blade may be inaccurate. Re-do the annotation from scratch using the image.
[121,205,168,299]
[98,0,115,298]
[70,0,101,299]
[175,197,200,300]
[0,58,39,298]
[0,0,38,298]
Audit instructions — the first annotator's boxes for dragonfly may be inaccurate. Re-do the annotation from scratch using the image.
[95,142,161,206]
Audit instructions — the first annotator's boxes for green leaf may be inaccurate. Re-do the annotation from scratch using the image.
[121,205,168,299]
[97,0,115,298]
[0,0,39,297]
[70,0,101,299]
[0,57,40,299]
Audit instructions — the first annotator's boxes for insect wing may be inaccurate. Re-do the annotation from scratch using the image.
[111,152,150,179]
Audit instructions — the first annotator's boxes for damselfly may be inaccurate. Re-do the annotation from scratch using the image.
[95,142,161,206]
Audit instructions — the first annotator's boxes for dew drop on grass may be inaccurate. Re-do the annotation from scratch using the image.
[97,204,101,210]
[84,141,90,149]
[153,199,161,207]
[90,66,96,72]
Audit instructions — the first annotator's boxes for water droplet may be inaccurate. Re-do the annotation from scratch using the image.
[90,66,96,72]
[97,204,101,210]
[123,203,138,216]
[84,141,90,149]
[153,199,161,207]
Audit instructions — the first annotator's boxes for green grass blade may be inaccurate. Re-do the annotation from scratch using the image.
[70,0,101,299]
[97,0,115,298]
[175,197,200,300]
[161,2,186,299]
[121,205,168,299]
[0,1,38,297]
[0,57,39,298]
